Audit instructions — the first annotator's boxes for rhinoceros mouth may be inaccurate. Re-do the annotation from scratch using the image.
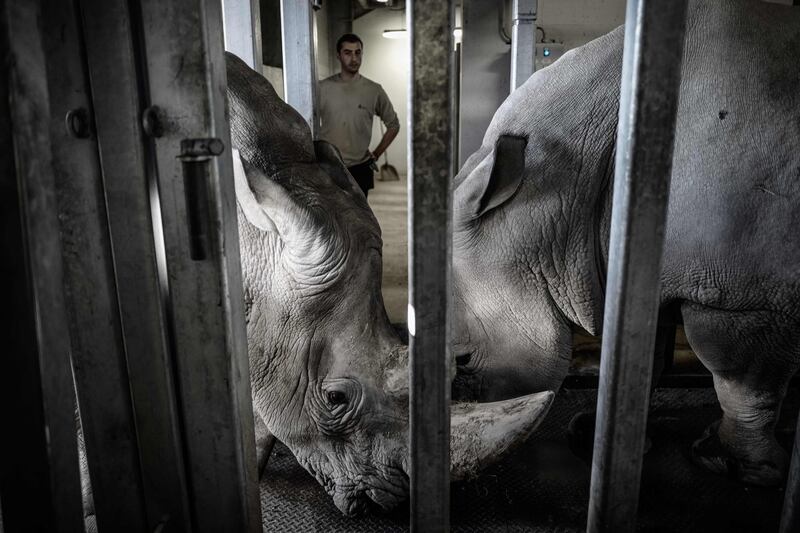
[331,482,407,516]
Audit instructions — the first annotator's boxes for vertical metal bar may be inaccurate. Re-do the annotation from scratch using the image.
[408,1,454,530]
[137,0,262,530]
[587,1,688,532]
[0,0,83,530]
[780,412,800,533]
[280,0,318,133]
[222,0,262,70]
[77,0,201,529]
[510,0,536,91]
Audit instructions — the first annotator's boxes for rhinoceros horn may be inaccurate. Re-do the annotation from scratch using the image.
[450,390,555,480]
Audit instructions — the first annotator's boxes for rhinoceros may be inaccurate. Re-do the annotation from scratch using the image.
[450,0,800,487]
[224,53,554,516]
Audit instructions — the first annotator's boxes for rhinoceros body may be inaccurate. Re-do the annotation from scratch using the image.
[451,0,800,486]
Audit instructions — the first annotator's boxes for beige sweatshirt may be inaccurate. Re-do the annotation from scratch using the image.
[318,73,399,167]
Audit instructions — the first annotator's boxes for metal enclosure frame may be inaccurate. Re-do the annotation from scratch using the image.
[407,1,455,530]
[0,1,84,530]
[1,0,261,530]
[587,1,689,531]
[280,0,319,134]
[136,0,262,530]
[509,0,537,91]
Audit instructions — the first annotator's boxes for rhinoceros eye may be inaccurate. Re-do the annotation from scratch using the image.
[310,378,363,435]
[326,390,348,406]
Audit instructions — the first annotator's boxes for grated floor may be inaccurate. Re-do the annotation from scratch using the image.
[260,387,798,532]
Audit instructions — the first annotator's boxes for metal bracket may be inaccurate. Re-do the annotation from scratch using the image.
[178,138,224,260]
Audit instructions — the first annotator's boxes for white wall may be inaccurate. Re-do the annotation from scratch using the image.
[354,9,409,175]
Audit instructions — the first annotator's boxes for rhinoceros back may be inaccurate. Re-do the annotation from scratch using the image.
[662,0,800,312]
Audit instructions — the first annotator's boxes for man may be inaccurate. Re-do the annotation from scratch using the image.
[318,33,400,198]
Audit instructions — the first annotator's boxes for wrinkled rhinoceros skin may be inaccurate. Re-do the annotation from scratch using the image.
[451,0,800,487]
[224,53,554,516]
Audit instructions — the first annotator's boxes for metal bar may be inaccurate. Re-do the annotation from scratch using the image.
[0,0,84,530]
[587,1,689,532]
[78,0,207,528]
[49,0,193,530]
[137,0,261,530]
[408,1,454,530]
[510,0,536,91]
[222,0,262,70]
[280,0,318,133]
[781,411,800,533]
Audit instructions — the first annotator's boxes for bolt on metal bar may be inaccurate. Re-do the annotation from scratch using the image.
[280,0,319,135]
[587,1,689,532]
[510,0,537,91]
[408,1,454,531]
[780,410,800,532]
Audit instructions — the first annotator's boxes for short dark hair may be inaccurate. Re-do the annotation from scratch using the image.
[336,33,363,54]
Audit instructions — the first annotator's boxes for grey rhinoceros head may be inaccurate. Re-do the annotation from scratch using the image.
[450,45,617,402]
[226,52,554,516]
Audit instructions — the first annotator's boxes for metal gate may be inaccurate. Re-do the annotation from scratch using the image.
[0,0,260,531]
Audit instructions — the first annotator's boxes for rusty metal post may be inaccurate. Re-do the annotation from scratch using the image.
[587,1,689,532]
[408,0,455,531]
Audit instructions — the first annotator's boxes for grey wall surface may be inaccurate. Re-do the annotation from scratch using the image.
[459,0,510,168]
[458,0,627,168]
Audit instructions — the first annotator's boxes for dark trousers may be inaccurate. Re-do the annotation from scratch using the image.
[347,161,374,198]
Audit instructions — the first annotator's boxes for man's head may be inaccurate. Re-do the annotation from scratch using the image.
[336,33,363,75]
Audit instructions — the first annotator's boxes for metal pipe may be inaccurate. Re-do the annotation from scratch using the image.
[222,0,263,70]
[587,1,689,532]
[280,0,319,134]
[509,0,536,91]
[408,0,454,530]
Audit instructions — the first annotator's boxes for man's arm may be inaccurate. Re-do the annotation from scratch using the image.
[372,84,400,160]
[371,126,399,160]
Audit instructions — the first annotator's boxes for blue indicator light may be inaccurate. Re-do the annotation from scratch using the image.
[543,47,551,57]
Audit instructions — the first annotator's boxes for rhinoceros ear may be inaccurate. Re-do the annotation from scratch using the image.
[232,148,280,233]
[454,135,527,223]
[313,140,365,198]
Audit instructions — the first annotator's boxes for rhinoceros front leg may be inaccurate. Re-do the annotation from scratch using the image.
[682,302,800,486]
[565,322,674,461]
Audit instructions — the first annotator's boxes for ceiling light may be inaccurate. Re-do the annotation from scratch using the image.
[382,29,407,39]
